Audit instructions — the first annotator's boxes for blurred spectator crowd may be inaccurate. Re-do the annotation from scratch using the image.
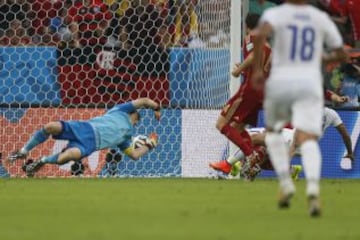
[0,0,230,49]
[0,0,359,106]
[0,0,358,50]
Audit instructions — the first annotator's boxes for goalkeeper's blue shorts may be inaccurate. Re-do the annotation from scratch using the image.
[53,120,97,158]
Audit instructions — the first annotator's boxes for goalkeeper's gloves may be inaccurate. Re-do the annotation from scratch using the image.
[145,133,158,150]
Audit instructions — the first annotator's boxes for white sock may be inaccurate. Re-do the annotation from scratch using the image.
[300,140,321,196]
[227,149,244,165]
[265,132,294,193]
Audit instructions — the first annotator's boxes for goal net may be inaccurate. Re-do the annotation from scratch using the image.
[0,0,233,178]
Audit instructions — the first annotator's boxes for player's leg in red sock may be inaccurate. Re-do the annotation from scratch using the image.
[220,124,253,156]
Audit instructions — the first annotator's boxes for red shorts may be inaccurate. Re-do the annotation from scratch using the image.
[221,85,263,126]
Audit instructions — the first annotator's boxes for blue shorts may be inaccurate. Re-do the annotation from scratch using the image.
[53,121,97,158]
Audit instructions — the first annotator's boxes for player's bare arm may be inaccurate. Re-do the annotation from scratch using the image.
[322,47,349,64]
[250,132,266,146]
[263,52,272,73]
[252,22,272,89]
[232,53,254,78]
[325,89,347,103]
[332,94,349,104]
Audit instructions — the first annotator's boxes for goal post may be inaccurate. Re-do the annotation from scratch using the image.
[230,0,243,96]
[229,0,246,159]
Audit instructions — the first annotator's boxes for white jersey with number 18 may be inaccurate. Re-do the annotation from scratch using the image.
[261,4,343,83]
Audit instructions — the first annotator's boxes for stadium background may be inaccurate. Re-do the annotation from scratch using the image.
[0,47,360,178]
[0,0,359,178]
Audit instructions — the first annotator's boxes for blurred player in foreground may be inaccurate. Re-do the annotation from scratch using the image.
[210,95,354,179]
[213,13,271,176]
[251,0,348,217]
[215,127,302,181]
[8,98,160,177]
[225,107,354,178]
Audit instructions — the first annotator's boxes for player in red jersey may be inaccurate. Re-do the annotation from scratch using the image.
[210,13,271,175]
[211,90,351,180]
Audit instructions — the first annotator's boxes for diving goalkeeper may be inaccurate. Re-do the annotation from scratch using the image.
[8,97,160,177]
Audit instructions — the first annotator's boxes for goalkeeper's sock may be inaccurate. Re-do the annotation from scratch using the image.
[40,153,60,164]
[220,124,253,156]
[300,140,321,197]
[23,128,50,153]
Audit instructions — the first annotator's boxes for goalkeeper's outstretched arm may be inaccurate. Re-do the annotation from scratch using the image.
[132,98,160,111]
[123,146,150,160]
[132,98,161,120]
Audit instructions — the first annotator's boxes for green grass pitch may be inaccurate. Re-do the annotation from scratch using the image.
[0,178,359,240]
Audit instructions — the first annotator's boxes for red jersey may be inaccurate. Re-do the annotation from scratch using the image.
[243,34,255,60]
[341,0,360,41]
[220,34,271,126]
[240,34,272,101]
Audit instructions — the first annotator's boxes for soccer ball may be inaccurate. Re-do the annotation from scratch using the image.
[132,135,149,149]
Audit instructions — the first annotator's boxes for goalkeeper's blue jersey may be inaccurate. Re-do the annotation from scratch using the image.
[88,102,135,151]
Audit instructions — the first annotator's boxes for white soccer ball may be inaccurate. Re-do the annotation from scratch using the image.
[132,135,149,149]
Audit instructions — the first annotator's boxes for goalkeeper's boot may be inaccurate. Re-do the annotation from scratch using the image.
[25,160,44,177]
[7,150,27,163]
[209,160,232,174]
[290,165,302,181]
[278,181,295,209]
[308,195,321,217]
